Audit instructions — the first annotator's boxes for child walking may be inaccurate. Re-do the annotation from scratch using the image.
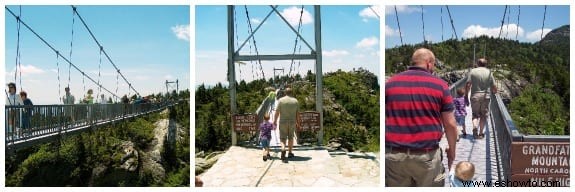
[454,87,469,141]
[259,113,275,161]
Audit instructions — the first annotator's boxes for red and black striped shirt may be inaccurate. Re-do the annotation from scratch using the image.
[386,66,454,149]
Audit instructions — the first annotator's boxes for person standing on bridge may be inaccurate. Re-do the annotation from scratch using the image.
[454,87,469,141]
[20,91,33,137]
[6,82,23,139]
[385,48,458,187]
[268,88,276,112]
[465,58,497,139]
[62,87,76,122]
[273,87,300,163]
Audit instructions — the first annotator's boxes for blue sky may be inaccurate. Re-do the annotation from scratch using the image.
[5,5,190,104]
[385,5,570,48]
[196,5,381,87]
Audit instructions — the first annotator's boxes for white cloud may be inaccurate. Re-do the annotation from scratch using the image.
[462,24,524,39]
[385,25,399,36]
[322,50,349,57]
[356,36,379,49]
[164,74,174,80]
[526,28,552,41]
[359,5,382,22]
[171,24,190,42]
[250,18,262,25]
[9,64,45,77]
[385,5,420,15]
[280,6,313,26]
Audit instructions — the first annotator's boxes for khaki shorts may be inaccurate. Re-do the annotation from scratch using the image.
[385,147,445,187]
[279,120,296,141]
[471,93,490,118]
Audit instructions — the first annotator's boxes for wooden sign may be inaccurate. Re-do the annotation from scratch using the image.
[510,174,569,187]
[298,111,320,131]
[232,114,257,132]
[511,142,569,175]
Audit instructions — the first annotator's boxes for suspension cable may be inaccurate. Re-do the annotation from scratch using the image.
[540,5,547,41]
[421,5,425,43]
[244,5,266,80]
[446,5,458,40]
[56,52,62,101]
[440,7,443,41]
[516,5,520,41]
[5,6,121,100]
[394,6,404,45]
[69,6,75,89]
[14,5,21,93]
[368,5,380,20]
[97,46,103,100]
[72,6,141,97]
[289,5,304,80]
[498,5,508,39]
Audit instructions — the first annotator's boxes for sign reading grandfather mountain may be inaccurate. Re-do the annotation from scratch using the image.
[232,114,257,132]
[511,142,570,186]
[298,111,320,131]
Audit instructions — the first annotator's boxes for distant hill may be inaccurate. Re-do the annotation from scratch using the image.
[196,69,380,153]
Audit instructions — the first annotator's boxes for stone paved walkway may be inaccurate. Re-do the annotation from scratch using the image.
[440,104,499,186]
[199,146,379,187]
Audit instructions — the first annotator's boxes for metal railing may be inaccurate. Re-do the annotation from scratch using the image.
[449,76,570,183]
[5,102,172,150]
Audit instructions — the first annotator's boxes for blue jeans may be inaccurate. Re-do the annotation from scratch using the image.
[455,116,465,126]
[260,139,270,148]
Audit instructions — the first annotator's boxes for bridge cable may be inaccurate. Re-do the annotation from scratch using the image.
[56,52,62,101]
[540,5,547,42]
[440,7,443,41]
[72,6,141,97]
[516,5,520,41]
[14,5,22,94]
[97,46,103,100]
[394,6,404,46]
[288,5,305,82]
[242,6,257,80]
[498,5,508,39]
[5,7,121,100]
[68,6,75,89]
[446,5,458,40]
[421,5,426,44]
[244,5,266,81]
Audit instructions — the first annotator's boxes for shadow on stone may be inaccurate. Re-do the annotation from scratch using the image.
[288,156,312,162]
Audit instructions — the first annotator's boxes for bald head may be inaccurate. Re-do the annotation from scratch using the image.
[411,48,436,67]
[477,58,488,67]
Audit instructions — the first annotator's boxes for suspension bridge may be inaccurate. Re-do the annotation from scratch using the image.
[388,5,569,187]
[5,6,181,154]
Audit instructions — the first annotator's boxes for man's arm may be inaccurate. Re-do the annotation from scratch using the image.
[441,110,457,171]
[274,109,280,125]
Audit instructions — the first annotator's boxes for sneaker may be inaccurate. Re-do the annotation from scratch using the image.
[479,133,485,139]
[263,156,268,161]
[267,154,271,159]
[288,152,295,158]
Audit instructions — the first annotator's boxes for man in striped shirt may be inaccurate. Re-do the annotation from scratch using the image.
[385,48,458,187]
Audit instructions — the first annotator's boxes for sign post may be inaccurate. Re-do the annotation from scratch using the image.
[511,142,570,187]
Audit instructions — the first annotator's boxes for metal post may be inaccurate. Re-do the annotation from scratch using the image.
[228,5,238,146]
[314,5,323,146]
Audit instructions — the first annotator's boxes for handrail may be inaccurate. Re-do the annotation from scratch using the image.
[449,75,570,182]
[5,102,174,150]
